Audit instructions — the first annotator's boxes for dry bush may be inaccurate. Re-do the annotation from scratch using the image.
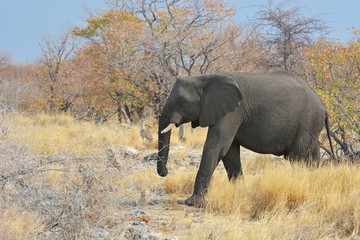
[0,143,163,238]
[0,113,165,238]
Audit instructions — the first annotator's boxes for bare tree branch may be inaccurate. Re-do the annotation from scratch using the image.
[253,0,327,71]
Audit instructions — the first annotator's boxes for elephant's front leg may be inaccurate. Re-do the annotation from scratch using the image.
[184,146,220,207]
[185,118,240,207]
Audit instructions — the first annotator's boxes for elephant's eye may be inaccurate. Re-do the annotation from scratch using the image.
[179,98,186,106]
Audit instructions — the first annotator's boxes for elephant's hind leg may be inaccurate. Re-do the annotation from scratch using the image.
[222,142,243,180]
[287,136,320,165]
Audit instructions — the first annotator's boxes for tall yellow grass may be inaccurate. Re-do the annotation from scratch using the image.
[165,156,360,239]
[164,167,196,196]
[165,124,208,150]
[3,113,152,155]
[3,113,207,156]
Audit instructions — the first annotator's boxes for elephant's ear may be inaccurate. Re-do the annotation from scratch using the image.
[199,74,242,127]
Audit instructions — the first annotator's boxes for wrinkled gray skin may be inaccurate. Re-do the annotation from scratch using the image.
[157,71,334,207]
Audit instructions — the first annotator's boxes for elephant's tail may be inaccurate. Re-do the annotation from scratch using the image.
[325,111,337,161]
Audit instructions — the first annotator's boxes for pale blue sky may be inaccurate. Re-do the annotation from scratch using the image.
[1,0,359,64]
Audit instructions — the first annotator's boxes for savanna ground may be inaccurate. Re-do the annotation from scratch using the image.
[0,113,359,239]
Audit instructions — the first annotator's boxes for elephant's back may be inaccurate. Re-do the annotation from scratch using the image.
[231,71,324,107]
[232,71,326,127]
[232,71,307,90]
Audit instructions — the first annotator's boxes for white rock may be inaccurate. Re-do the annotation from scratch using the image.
[121,146,139,157]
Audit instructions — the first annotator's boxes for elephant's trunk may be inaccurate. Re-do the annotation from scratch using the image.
[157,108,172,177]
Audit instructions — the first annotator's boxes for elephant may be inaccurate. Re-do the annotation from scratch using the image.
[156,71,335,207]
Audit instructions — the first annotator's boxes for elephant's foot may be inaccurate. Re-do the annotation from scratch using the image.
[178,194,207,208]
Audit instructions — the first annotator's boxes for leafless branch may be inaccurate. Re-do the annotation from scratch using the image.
[253,0,327,71]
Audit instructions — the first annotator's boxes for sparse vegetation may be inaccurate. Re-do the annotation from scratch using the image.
[1,113,359,239]
[0,0,359,239]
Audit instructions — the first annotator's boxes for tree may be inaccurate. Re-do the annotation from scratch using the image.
[305,30,360,159]
[254,0,327,71]
[121,0,236,139]
[0,62,39,113]
[0,52,11,72]
[208,26,273,73]
[73,10,151,122]
[73,0,237,125]
[139,0,234,74]
[37,31,77,112]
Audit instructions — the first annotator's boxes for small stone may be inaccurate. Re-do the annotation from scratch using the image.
[192,217,204,223]
[121,146,139,157]
[132,221,146,226]
[148,199,171,205]
[118,200,137,207]
[142,153,158,162]
[123,222,160,240]
[174,145,185,150]
[122,209,146,218]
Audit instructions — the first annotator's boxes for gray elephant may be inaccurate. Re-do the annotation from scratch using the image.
[157,71,335,207]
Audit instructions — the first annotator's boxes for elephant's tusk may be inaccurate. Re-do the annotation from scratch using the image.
[161,123,175,134]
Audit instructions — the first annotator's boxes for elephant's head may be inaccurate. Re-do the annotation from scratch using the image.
[157,73,243,177]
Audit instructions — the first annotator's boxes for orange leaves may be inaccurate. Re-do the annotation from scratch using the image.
[73,9,151,109]
[203,0,235,16]
[74,10,144,39]
[71,0,239,117]
[305,29,360,135]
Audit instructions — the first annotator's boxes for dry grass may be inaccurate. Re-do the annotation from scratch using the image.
[3,112,206,155]
[196,159,360,239]
[167,124,208,149]
[0,206,42,240]
[1,113,360,239]
[164,167,196,196]
[155,154,360,239]
[4,113,156,155]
